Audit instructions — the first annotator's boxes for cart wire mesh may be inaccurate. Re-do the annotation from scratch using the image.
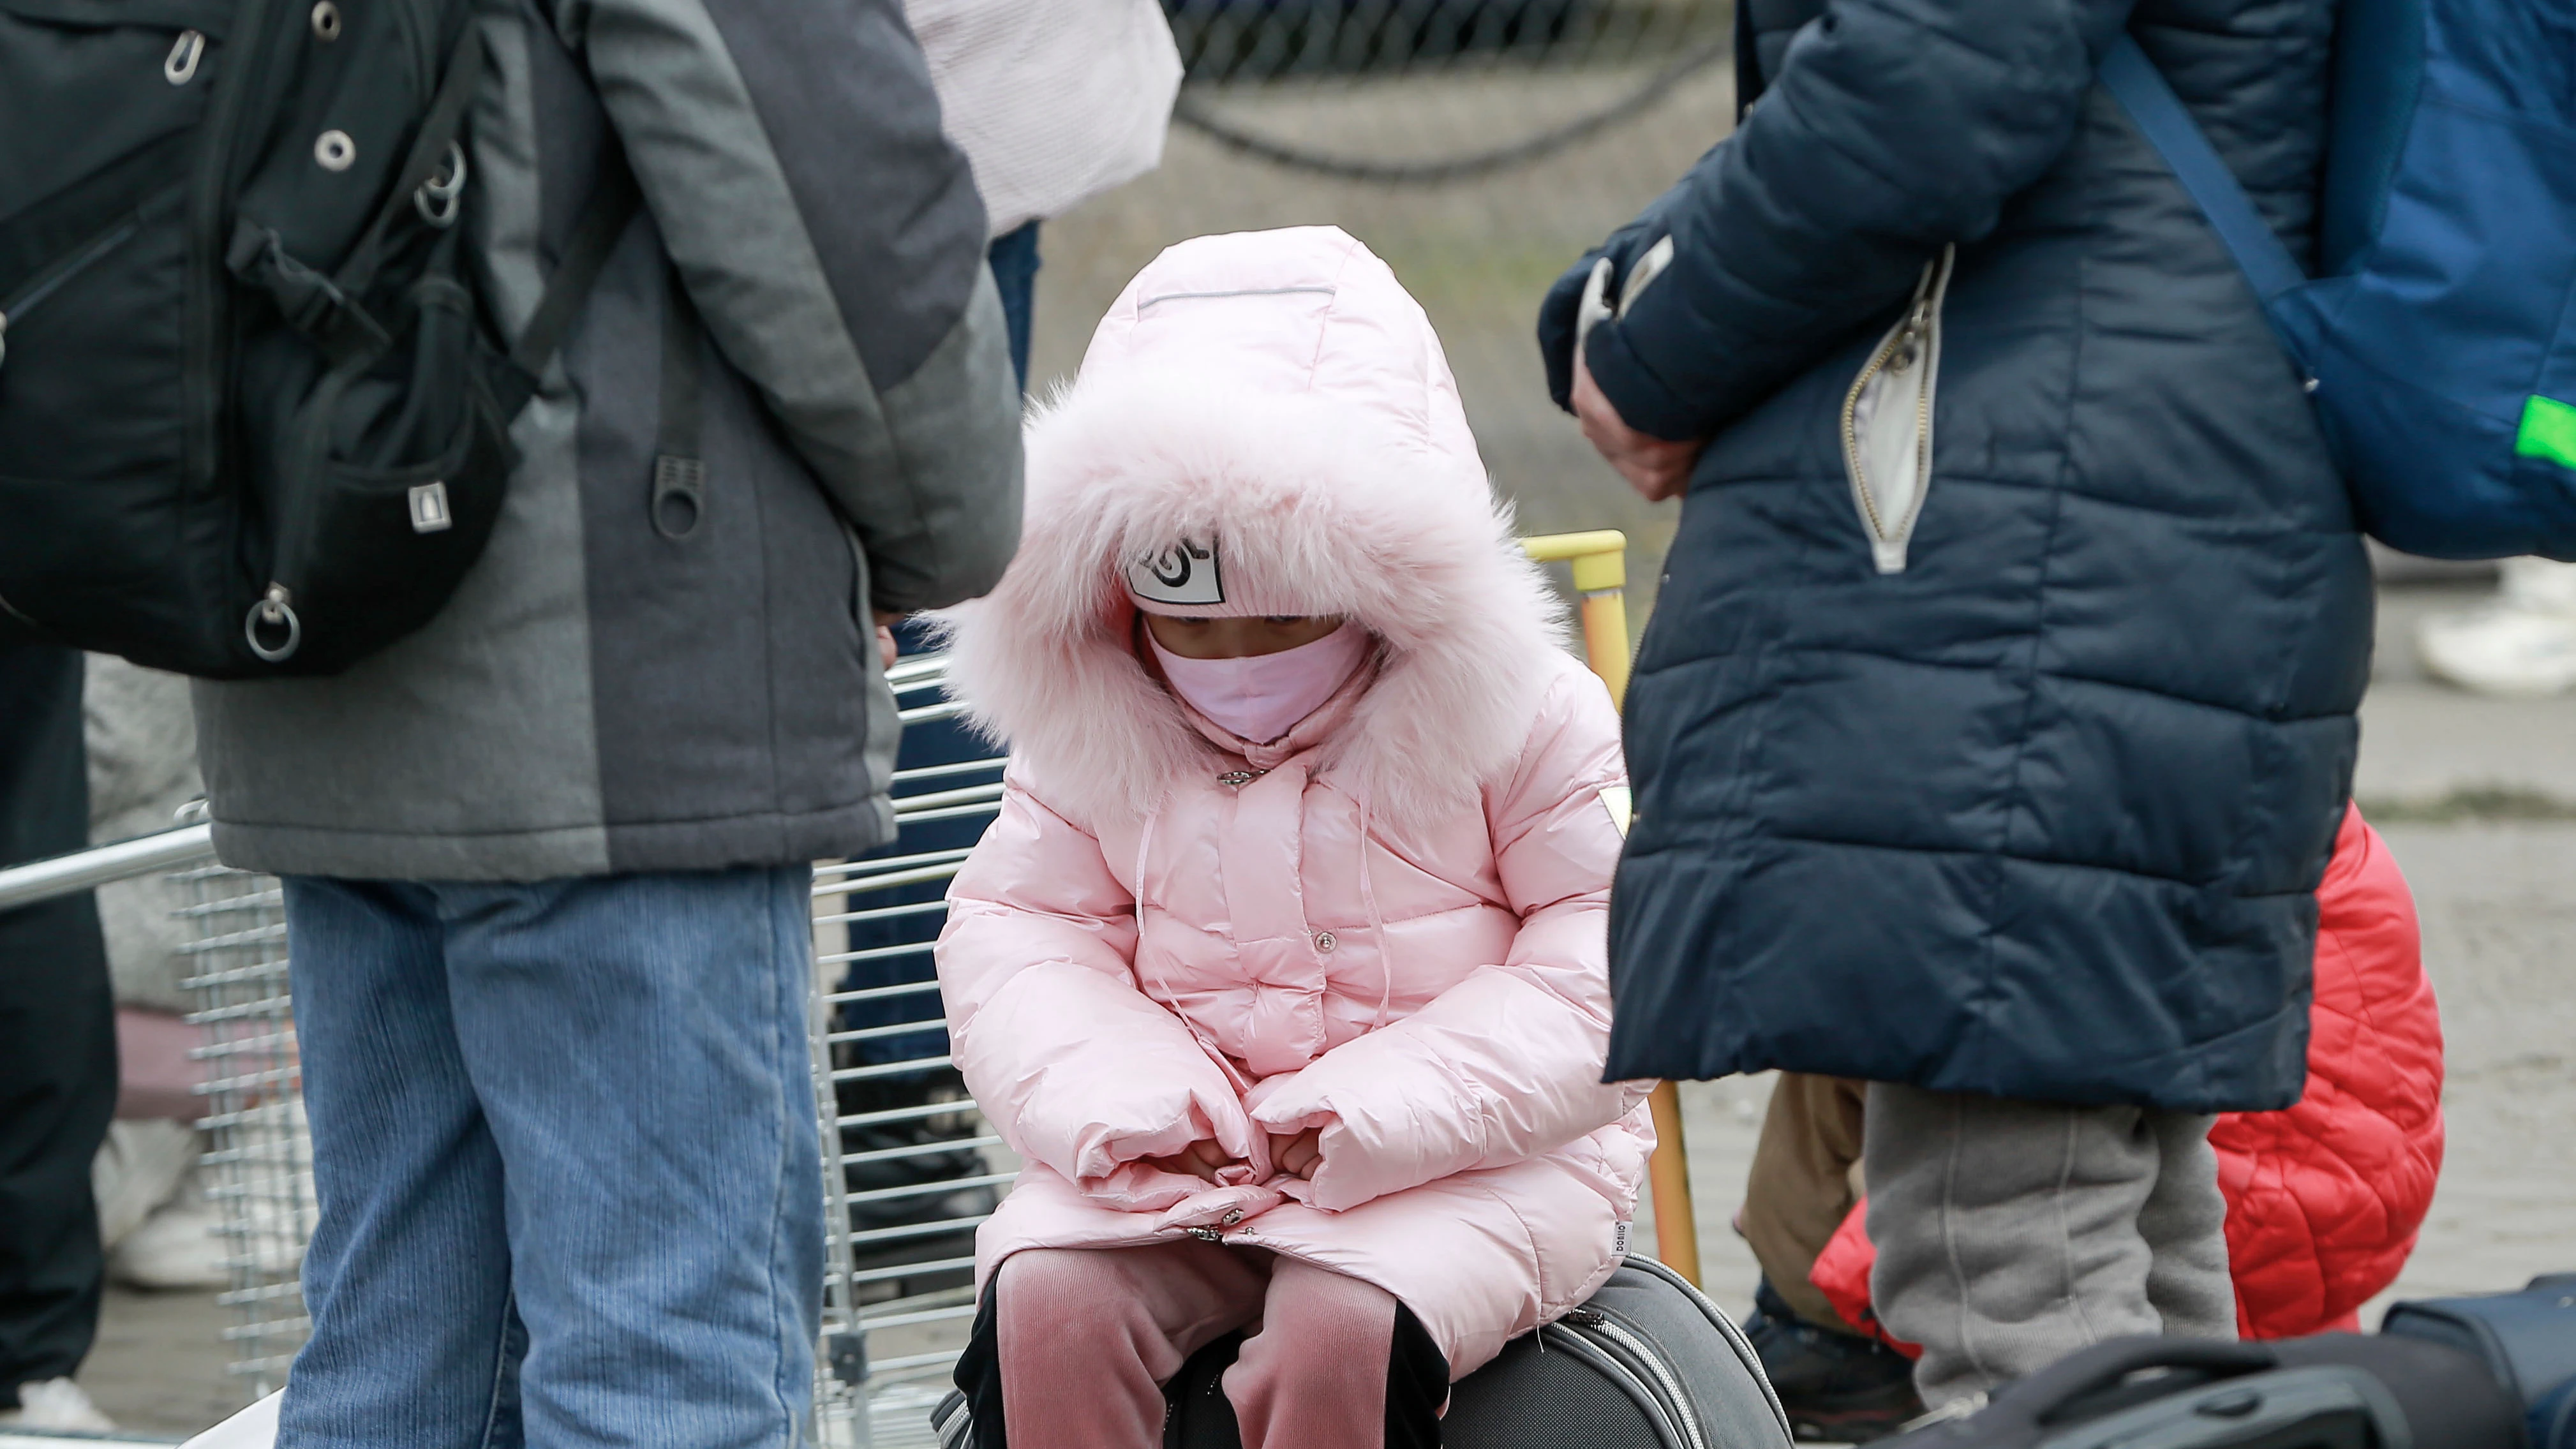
[812,653,1013,1448]
[176,858,313,1401]
[170,657,1009,1448]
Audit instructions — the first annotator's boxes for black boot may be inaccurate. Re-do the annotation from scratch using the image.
[1743,1277,1923,1442]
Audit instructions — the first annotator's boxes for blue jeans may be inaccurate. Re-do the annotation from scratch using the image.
[276,869,822,1449]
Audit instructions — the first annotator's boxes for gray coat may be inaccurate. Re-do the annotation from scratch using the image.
[193,0,1023,881]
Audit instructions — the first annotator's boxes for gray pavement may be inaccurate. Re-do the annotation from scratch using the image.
[2361,581,2576,814]
[77,1287,234,1440]
[68,580,2576,1437]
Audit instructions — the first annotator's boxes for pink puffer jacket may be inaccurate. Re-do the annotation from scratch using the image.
[935,226,1654,1377]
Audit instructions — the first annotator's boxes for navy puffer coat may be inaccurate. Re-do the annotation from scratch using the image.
[1540,0,2374,1111]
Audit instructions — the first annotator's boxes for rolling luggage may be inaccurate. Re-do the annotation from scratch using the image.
[2384,1274,2576,1449]
[1875,1334,2526,1449]
[931,1255,1796,1449]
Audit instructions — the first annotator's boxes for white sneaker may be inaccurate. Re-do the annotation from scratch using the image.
[92,1118,200,1251]
[0,1378,118,1432]
[2417,558,2576,697]
[110,1189,230,1292]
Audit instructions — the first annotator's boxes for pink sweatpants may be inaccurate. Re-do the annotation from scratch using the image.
[994,1241,1402,1449]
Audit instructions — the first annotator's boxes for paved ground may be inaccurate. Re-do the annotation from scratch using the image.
[77,1288,237,1440]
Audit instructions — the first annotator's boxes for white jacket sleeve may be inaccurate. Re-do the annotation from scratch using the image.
[1244,671,1647,1212]
[937,773,1261,1188]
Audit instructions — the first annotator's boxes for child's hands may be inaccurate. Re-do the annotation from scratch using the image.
[1144,1138,1236,1184]
[1268,1128,1323,1181]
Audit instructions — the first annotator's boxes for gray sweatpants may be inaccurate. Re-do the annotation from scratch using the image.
[1863,1084,2235,1408]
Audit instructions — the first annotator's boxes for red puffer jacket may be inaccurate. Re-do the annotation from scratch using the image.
[1811,804,2444,1341]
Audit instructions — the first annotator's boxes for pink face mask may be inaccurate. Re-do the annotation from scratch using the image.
[1147,622,1373,745]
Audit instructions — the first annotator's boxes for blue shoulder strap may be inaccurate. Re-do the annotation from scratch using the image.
[2099,36,2309,338]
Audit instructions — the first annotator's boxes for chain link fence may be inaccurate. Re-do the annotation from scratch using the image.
[1035,0,1741,624]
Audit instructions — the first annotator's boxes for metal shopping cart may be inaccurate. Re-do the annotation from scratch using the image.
[0,531,1696,1449]
[811,653,1015,1449]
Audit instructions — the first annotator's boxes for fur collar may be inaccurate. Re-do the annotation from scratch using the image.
[937,371,1567,831]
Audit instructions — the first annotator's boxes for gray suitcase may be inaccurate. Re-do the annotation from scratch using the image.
[931,1254,1797,1448]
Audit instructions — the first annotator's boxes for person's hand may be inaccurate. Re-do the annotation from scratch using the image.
[1573,346,1704,503]
[1268,1128,1323,1182]
[873,610,904,671]
[1144,1138,1235,1184]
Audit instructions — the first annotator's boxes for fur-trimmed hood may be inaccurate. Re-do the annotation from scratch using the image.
[940,226,1567,829]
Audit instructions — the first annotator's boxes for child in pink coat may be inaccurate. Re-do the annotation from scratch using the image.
[932,226,1655,1449]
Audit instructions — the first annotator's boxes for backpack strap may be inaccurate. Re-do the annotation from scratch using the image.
[489,149,641,418]
[2099,36,2307,352]
[228,22,490,360]
[331,20,488,308]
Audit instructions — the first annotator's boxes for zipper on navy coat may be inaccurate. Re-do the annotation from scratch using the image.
[1840,244,1956,574]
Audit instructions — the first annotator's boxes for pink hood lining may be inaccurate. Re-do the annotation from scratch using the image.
[937,229,1570,832]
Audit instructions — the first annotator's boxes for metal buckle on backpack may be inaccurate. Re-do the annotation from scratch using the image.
[164,30,205,85]
[225,223,391,355]
[245,585,302,664]
[414,142,467,228]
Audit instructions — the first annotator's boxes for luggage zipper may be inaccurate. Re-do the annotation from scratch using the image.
[1560,1307,1710,1449]
[1839,245,1956,574]
[0,218,142,373]
[1621,1256,1794,1441]
[933,1389,971,1449]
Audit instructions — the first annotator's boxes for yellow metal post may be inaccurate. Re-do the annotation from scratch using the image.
[1519,531,1701,1288]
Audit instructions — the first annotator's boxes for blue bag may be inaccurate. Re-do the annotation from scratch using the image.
[2381,1274,2576,1448]
[2100,1,2576,560]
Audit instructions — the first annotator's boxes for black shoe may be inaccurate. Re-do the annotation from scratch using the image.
[1744,1277,1924,1443]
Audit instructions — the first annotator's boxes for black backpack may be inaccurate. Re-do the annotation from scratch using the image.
[932,1256,1798,1449]
[0,0,632,676]
[1877,1334,2529,1449]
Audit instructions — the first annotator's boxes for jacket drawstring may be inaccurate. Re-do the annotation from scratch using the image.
[1357,785,1395,1030]
[1132,805,1179,1008]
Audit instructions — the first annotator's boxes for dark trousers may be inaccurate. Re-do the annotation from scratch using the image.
[986,221,1041,389]
[0,644,115,1396]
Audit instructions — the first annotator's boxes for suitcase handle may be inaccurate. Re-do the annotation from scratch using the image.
[2007,1339,2282,1427]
